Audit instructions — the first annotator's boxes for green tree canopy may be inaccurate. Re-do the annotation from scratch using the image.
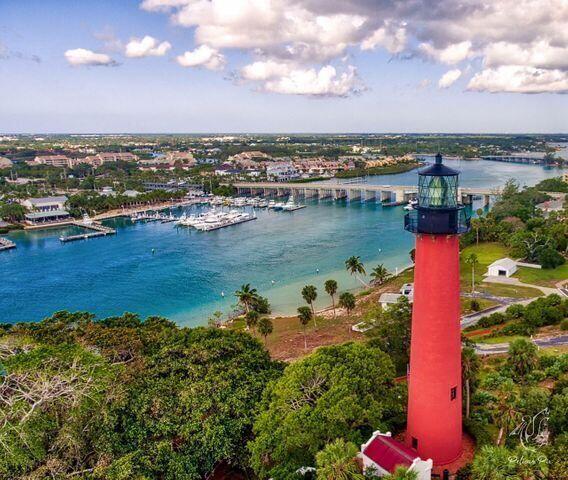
[315,439,364,480]
[248,342,405,480]
[107,328,282,479]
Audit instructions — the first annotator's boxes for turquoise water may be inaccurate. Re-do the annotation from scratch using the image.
[1,159,563,325]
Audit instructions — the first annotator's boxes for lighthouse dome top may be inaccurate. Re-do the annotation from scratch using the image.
[419,153,459,177]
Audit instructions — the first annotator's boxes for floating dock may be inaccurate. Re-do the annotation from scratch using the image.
[59,222,116,243]
[0,237,16,251]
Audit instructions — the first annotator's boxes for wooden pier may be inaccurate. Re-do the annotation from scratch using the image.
[0,237,16,251]
[59,222,116,243]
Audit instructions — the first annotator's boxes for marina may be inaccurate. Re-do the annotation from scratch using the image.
[176,208,257,231]
[59,217,117,243]
[0,159,563,325]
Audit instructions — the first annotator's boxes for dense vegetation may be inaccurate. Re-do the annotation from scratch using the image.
[462,179,567,269]
[248,343,405,479]
[465,294,568,337]
[0,312,282,479]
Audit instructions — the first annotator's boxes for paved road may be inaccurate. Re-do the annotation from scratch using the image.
[475,334,568,355]
[483,275,559,295]
[460,297,535,329]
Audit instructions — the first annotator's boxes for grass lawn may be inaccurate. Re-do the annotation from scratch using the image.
[476,282,543,299]
[460,242,509,287]
[460,297,498,315]
[475,335,526,344]
[540,344,568,355]
[515,264,568,287]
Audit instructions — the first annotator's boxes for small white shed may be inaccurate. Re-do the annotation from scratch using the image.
[487,258,517,277]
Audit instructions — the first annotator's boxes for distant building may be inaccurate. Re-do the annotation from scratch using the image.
[142,180,201,192]
[138,151,195,170]
[293,157,355,175]
[360,431,432,480]
[197,157,219,165]
[32,155,73,168]
[487,258,517,277]
[0,157,13,169]
[22,195,67,212]
[100,186,115,196]
[232,158,266,172]
[22,195,70,225]
[79,152,138,167]
[215,163,241,176]
[230,151,272,162]
[123,190,140,198]
[266,162,299,181]
[165,151,196,166]
[562,172,568,183]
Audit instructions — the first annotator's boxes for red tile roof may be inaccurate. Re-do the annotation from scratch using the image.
[363,434,418,473]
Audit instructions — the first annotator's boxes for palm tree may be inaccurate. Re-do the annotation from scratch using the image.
[245,310,259,333]
[324,279,338,317]
[345,256,368,287]
[465,253,479,293]
[462,346,481,418]
[471,445,516,480]
[297,306,312,350]
[385,467,418,480]
[339,292,356,315]
[370,263,391,286]
[315,439,365,480]
[258,317,273,345]
[235,283,258,314]
[507,338,538,381]
[490,380,520,446]
[301,285,318,326]
[513,445,548,480]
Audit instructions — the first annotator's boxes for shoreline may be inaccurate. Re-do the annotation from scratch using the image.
[263,262,415,320]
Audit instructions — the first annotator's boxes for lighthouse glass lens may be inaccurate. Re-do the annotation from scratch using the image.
[419,175,458,208]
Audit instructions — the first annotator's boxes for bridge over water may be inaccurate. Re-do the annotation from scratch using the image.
[232,181,501,205]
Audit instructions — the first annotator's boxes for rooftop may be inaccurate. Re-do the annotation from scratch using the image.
[27,195,68,205]
[362,432,419,473]
[488,257,517,269]
[379,293,405,304]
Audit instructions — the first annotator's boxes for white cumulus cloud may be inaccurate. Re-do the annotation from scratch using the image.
[64,48,116,66]
[360,24,407,54]
[242,62,362,97]
[438,69,462,88]
[139,0,568,95]
[483,41,568,71]
[419,41,473,65]
[176,45,226,70]
[125,36,171,58]
[467,66,568,93]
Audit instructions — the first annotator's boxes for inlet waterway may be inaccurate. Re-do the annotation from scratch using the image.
[1,159,563,325]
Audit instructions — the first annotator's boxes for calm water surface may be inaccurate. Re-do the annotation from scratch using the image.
[1,159,563,325]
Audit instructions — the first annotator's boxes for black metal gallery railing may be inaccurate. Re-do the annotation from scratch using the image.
[404,207,471,235]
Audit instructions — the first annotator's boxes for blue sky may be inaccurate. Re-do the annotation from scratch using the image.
[1,0,567,133]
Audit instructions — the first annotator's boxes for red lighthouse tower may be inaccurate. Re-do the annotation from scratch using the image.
[404,154,470,466]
